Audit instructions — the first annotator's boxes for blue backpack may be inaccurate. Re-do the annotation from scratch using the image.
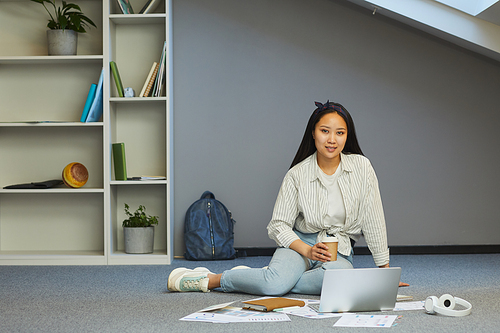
[184,191,236,260]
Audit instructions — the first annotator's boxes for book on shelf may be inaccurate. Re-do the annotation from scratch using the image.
[139,62,158,97]
[116,0,134,14]
[152,41,167,97]
[0,121,73,124]
[127,176,166,181]
[112,143,127,181]
[80,83,97,122]
[139,0,161,14]
[85,68,104,122]
[110,61,124,97]
[143,62,160,97]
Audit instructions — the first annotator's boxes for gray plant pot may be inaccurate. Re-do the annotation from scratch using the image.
[123,227,155,254]
[47,29,78,55]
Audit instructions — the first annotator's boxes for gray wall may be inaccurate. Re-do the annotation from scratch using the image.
[173,0,500,256]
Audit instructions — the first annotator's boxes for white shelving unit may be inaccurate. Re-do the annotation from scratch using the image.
[0,0,173,265]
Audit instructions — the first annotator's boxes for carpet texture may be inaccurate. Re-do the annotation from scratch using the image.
[1,254,499,332]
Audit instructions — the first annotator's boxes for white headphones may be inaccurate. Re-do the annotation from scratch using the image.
[424,294,472,317]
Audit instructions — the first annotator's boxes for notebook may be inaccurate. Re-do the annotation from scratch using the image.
[242,297,305,312]
[311,267,401,313]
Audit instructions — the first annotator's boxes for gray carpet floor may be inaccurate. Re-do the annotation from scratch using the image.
[1,253,499,332]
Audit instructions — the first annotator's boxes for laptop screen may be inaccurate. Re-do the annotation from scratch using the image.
[318,267,401,313]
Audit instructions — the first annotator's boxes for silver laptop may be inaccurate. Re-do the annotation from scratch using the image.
[312,267,401,313]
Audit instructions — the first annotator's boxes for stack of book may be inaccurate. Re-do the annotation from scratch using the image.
[139,41,167,97]
[108,41,166,99]
[80,68,104,122]
[116,0,161,14]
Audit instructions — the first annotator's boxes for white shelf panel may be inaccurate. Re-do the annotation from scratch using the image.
[108,250,170,265]
[0,55,103,65]
[110,180,167,185]
[109,14,166,25]
[0,250,104,256]
[109,97,167,103]
[0,251,106,266]
[0,188,104,194]
[0,122,104,127]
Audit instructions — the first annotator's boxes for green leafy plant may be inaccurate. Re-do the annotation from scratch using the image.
[122,204,159,228]
[31,0,97,33]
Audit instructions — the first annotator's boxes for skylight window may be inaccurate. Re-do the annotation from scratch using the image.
[434,0,499,16]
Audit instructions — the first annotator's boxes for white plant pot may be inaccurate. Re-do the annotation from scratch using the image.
[123,227,155,254]
[47,29,78,56]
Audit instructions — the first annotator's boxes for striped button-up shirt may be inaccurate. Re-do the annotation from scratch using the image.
[267,152,390,266]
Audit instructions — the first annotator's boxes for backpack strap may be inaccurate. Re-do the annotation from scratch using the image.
[200,191,215,200]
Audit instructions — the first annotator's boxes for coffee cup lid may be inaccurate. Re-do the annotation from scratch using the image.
[322,235,338,242]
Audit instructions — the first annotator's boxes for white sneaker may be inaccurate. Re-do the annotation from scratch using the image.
[231,265,251,270]
[231,265,268,270]
[194,267,213,274]
[167,267,210,292]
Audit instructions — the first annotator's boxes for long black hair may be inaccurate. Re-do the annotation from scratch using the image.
[290,101,363,169]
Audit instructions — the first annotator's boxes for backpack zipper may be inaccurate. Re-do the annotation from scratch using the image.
[207,201,215,259]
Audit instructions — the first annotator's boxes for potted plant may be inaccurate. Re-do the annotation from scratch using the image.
[30,0,97,55]
[122,204,159,254]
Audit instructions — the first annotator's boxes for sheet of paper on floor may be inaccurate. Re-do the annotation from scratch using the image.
[393,301,425,311]
[180,303,291,323]
[334,314,398,328]
[279,306,345,319]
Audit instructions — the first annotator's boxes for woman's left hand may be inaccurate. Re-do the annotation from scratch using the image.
[311,242,332,262]
[289,239,331,262]
[379,263,410,287]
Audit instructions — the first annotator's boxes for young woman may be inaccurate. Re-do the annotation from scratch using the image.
[168,100,407,294]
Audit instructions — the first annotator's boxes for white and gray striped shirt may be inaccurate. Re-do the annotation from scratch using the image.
[267,152,390,266]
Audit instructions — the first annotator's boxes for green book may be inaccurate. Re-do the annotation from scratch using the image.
[110,61,124,97]
[112,143,127,180]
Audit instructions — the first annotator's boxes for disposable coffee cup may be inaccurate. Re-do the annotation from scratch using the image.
[322,235,338,261]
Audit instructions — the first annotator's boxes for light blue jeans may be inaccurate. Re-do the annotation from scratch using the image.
[220,231,353,295]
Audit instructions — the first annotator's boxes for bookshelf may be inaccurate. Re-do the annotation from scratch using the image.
[0,0,173,265]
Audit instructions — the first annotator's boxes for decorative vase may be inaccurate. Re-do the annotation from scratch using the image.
[123,227,155,254]
[47,29,78,55]
[62,162,89,188]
